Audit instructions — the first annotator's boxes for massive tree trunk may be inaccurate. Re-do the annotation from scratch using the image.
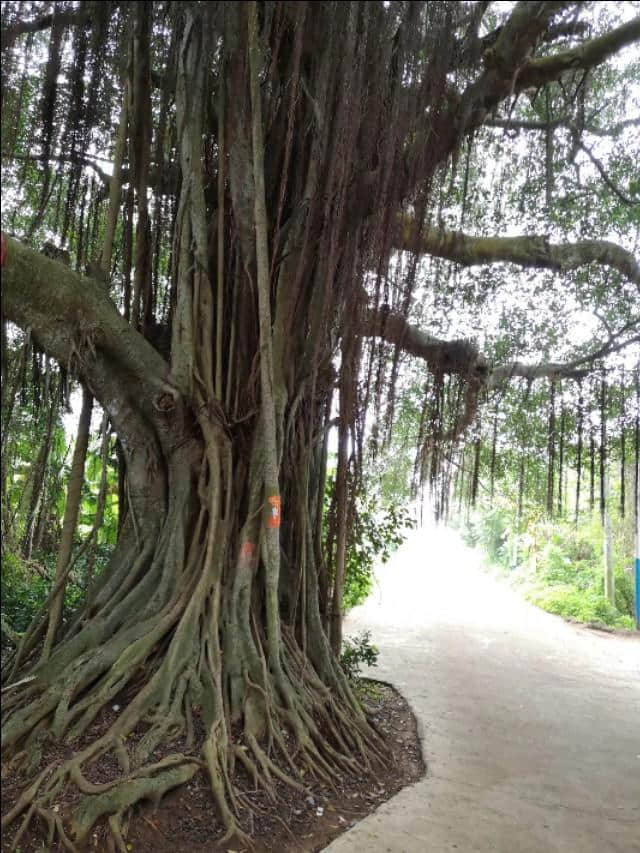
[2,234,380,848]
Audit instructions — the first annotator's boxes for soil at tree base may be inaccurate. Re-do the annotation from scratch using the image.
[1,681,423,852]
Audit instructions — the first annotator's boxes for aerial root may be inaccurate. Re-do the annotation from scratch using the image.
[107,812,127,853]
[10,804,35,852]
[1,766,51,830]
[245,732,306,793]
[9,803,78,853]
[282,635,389,771]
[203,734,253,849]
[3,750,200,852]
[71,757,200,841]
[233,745,264,791]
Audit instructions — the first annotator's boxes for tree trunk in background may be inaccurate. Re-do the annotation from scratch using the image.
[575,383,583,525]
[32,475,52,554]
[471,434,481,507]
[41,385,93,661]
[1,331,30,498]
[589,431,596,513]
[557,403,565,516]
[600,377,607,526]
[21,380,59,558]
[546,379,555,517]
[603,472,615,606]
[489,411,498,498]
[84,414,110,607]
[330,392,349,657]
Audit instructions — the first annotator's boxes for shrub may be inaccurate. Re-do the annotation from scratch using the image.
[0,545,112,647]
[324,476,415,611]
[468,501,635,630]
[527,585,633,629]
[1,551,49,637]
[344,496,414,609]
[340,630,379,681]
[615,566,634,617]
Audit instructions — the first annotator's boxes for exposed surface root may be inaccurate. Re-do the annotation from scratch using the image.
[2,624,390,851]
[2,435,389,852]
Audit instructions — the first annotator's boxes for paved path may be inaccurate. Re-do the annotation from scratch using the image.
[324,523,640,853]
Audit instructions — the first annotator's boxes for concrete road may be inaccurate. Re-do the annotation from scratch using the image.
[324,523,640,853]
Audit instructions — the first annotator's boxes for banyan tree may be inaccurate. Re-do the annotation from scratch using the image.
[1,1,639,848]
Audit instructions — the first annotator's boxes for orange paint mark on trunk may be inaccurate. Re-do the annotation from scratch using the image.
[240,542,256,560]
[267,495,281,528]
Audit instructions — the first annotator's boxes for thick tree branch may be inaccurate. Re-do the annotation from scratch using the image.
[407,9,640,187]
[1,236,173,412]
[581,116,640,137]
[564,318,640,368]
[361,304,584,443]
[361,306,488,441]
[453,2,572,132]
[10,152,111,189]
[485,115,640,137]
[9,152,179,200]
[360,306,488,381]
[362,305,639,427]
[1,9,89,51]
[488,361,588,387]
[391,3,570,209]
[397,223,640,287]
[1,237,180,530]
[355,6,636,234]
[542,20,589,43]
[465,14,589,60]
[486,320,640,385]
[465,1,492,41]
[516,16,640,90]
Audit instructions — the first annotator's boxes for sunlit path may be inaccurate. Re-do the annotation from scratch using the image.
[325,521,640,853]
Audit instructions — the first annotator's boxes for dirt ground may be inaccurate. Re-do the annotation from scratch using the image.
[1,681,424,853]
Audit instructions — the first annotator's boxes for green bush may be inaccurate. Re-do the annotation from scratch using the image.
[468,499,635,630]
[462,506,513,567]
[528,585,634,629]
[479,507,512,566]
[340,630,379,681]
[615,566,634,618]
[1,551,49,635]
[1,545,113,647]
[344,496,414,609]
[324,476,415,611]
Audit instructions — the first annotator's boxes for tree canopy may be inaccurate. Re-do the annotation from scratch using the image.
[1,1,639,849]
